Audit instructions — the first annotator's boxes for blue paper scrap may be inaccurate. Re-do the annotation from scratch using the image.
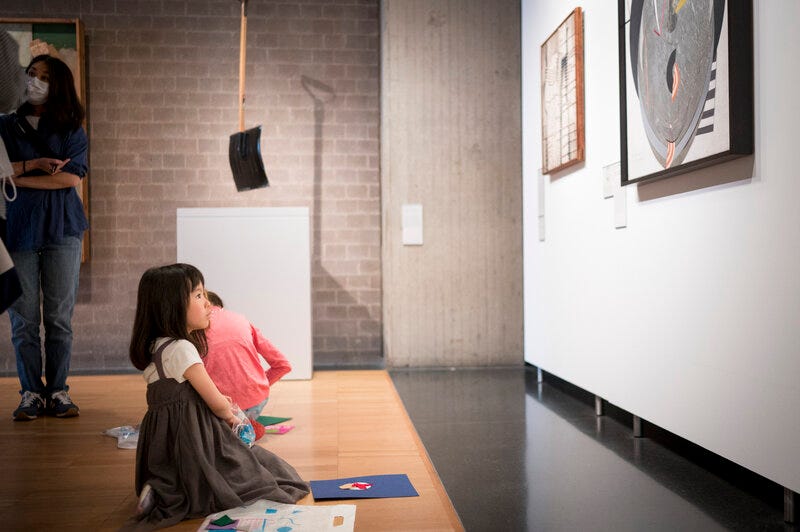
[310,473,418,500]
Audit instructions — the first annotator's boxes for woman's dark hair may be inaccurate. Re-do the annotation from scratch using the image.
[18,54,85,133]
[129,263,208,371]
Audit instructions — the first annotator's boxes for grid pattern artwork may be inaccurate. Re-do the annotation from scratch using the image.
[540,7,584,174]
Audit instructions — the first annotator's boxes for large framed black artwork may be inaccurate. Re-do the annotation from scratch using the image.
[618,0,753,185]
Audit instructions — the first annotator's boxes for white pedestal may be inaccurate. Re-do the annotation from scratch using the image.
[177,207,313,379]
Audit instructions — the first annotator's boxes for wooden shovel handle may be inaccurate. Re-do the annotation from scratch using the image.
[238,0,247,132]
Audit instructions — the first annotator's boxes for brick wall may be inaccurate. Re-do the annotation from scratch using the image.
[0,0,381,374]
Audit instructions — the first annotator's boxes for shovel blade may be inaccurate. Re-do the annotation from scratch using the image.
[229,126,269,192]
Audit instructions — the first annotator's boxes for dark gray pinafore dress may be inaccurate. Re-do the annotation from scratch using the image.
[131,339,309,529]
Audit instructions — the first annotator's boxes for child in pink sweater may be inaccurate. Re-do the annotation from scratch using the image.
[204,291,291,418]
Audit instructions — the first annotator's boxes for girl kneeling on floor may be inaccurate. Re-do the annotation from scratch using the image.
[127,263,308,529]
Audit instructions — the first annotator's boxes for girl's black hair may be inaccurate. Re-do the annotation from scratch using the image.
[18,54,85,133]
[129,263,208,371]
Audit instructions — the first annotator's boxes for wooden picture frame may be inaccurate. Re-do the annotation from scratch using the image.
[618,0,754,185]
[540,7,585,175]
[0,18,90,261]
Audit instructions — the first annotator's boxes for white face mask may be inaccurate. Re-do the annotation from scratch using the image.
[25,77,49,105]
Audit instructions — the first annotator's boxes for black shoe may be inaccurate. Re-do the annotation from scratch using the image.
[13,391,45,421]
[47,390,80,417]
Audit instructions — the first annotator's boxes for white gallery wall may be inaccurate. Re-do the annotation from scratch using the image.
[522,0,800,494]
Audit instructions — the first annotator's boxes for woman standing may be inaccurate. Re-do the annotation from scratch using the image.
[0,54,88,420]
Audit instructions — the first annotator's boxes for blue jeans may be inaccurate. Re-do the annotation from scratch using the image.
[243,397,269,419]
[8,236,82,396]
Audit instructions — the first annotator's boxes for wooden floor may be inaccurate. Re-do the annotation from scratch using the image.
[0,370,463,531]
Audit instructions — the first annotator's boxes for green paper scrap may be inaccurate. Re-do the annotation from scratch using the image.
[256,415,292,426]
[211,515,235,526]
[263,424,293,434]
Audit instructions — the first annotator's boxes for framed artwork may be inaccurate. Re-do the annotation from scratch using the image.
[0,18,90,261]
[618,0,753,186]
[540,8,585,175]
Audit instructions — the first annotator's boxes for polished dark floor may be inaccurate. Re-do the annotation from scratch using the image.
[390,366,794,532]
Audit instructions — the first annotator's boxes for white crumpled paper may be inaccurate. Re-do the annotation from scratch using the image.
[103,425,139,449]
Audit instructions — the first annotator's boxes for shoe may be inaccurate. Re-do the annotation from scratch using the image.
[47,390,80,418]
[136,483,155,516]
[13,391,44,421]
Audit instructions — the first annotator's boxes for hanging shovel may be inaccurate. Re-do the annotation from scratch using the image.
[229,0,269,191]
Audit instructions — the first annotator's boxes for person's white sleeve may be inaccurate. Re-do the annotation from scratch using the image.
[0,138,15,219]
[0,138,12,179]
[0,32,26,113]
[161,339,204,382]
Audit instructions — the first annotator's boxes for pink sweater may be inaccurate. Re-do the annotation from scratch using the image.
[204,306,292,410]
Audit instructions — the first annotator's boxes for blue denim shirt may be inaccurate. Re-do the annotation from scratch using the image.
[0,113,89,252]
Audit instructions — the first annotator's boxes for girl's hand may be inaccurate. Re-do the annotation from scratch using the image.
[223,396,241,426]
[225,412,240,428]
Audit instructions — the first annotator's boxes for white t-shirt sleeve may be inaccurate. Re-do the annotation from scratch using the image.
[143,338,203,384]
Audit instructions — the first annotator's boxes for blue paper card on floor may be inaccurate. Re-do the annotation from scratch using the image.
[310,474,418,500]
